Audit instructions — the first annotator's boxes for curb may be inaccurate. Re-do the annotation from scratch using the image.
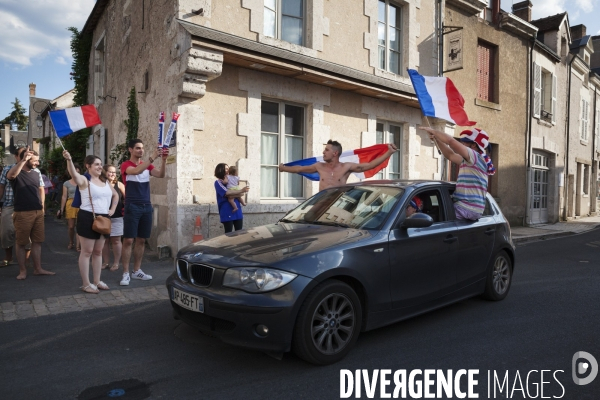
[513,231,575,244]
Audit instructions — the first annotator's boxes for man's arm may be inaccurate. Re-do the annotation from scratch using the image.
[348,144,398,172]
[278,163,318,174]
[39,187,45,211]
[149,151,167,178]
[0,184,5,202]
[7,159,27,180]
[419,126,468,164]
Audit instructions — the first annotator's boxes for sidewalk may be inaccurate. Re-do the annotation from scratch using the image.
[0,216,174,322]
[511,215,600,243]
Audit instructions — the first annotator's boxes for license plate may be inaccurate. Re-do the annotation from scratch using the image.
[172,288,204,313]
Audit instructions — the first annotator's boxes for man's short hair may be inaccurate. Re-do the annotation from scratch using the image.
[128,138,143,149]
[327,140,342,156]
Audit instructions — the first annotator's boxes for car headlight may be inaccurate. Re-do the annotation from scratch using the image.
[223,267,297,293]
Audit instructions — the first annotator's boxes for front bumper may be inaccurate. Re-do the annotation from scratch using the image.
[166,272,313,353]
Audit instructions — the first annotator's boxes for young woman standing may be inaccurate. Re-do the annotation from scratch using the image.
[58,164,81,250]
[101,164,125,272]
[63,151,118,294]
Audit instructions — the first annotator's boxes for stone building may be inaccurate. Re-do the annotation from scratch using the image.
[526,10,571,224]
[442,0,537,225]
[81,0,443,252]
[564,25,599,219]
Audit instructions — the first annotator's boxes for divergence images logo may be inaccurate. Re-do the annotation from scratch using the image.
[572,351,598,385]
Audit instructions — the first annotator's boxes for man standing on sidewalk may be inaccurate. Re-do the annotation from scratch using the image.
[119,139,167,286]
[0,147,31,267]
[7,147,54,279]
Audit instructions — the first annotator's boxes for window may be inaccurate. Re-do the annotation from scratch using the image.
[581,99,589,141]
[264,0,304,45]
[261,99,305,198]
[477,41,497,103]
[377,0,402,75]
[478,0,492,22]
[374,121,402,180]
[534,64,556,124]
[94,37,105,101]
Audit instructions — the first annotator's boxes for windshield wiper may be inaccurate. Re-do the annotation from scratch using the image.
[279,218,306,224]
[310,220,350,228]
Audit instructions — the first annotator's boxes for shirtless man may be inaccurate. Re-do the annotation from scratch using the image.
[278,140,398,191]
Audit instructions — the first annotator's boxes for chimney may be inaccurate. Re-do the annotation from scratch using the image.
[512,1,532,22]
[29,83,36,97]
[3,125,10,155]
[492,0,501,25]
[571,24,587,40]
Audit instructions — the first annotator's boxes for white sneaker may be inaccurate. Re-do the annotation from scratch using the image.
[120,272,131,286]
[131,269,153,281]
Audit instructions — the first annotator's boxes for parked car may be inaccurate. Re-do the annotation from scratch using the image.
[166,180,515,365]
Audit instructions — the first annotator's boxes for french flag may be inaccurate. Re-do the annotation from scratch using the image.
[284,144,391,181]
[407,69,476,126]
[49,105,102,138]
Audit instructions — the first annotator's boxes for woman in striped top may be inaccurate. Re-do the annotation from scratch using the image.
[419,127,495,220]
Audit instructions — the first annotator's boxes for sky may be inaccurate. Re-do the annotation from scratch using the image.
[0,0,599,124]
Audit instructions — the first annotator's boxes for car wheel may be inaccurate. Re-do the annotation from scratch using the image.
[482,250,512,301]
[292,280,362,365]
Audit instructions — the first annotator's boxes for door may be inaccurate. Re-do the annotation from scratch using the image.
[453,197,496,288]
[530,152,549,224]
[389,189,458,309]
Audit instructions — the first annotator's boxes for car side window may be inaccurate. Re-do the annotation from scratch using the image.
[409,189,446,223]
[482,198,495,216]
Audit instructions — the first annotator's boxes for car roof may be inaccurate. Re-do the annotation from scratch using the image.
[347,180,456,190]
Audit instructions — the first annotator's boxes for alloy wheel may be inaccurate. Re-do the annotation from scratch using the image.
[310,293,356,355]
[492,255,510,295]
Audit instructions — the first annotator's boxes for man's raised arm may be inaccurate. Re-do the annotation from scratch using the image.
[349,144,398,172]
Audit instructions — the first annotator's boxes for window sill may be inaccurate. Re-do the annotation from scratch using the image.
[534,117,554,128]
[580,140,588,146]
[475,98,501,111]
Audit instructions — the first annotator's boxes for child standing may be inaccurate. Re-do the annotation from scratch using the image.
[225,166,247,213]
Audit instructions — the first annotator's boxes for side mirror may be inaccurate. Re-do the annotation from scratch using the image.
[401,213,434,229]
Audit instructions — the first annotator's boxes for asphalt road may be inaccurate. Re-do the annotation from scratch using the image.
[1,228,599,399]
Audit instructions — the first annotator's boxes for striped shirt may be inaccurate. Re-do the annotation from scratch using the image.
[454,147,488,215]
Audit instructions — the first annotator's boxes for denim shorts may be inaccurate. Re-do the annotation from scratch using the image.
[123,203,153,239]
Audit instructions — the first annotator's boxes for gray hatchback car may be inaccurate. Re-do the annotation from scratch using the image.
[166,181,515,365]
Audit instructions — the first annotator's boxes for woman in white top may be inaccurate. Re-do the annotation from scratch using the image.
[64,151,118,294]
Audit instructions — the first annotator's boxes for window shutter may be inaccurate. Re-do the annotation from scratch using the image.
[551,74,557,124]
[533,63,541,118]
[596,108,599,151]
[585,100,589,140]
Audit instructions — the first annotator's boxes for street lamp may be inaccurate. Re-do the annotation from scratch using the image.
[29,100,53,147]
[36,115,43,128]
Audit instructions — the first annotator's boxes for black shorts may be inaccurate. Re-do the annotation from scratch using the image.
[77,209,110,240]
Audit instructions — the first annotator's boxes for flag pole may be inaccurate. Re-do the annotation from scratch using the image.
[424,116,442,155]
[48,116,66,151]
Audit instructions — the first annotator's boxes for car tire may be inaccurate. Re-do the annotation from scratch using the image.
[292,280,362,365]
[482,250,512,301]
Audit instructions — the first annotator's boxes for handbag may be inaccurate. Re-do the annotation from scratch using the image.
[87,184,112,235]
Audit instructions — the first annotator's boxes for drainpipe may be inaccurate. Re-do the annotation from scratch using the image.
[593,85,598,211]
[438,0,443,77]
[525,36,535,226]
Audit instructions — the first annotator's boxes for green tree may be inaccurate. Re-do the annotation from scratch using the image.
[110,86,139,165]
[0,98,28,130]
[62,26,93,166]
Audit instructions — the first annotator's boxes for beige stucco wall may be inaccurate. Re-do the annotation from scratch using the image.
[443,6,530,225]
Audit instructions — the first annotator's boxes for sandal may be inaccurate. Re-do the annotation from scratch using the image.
[95,281,109,290]
[110,263,119,272]
[81,284,99,294]
[76,245,81,252]
[0,260,10,268]
[101,263,110,270]
[67,242,74,250]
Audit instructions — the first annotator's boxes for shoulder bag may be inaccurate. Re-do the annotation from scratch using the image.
[88,184,111,235]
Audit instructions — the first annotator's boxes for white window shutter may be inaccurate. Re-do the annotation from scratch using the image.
[596,109,599,152]
[551,74,557,124]
[533,63,541,118]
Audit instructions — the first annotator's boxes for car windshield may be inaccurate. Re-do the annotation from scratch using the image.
[281,186,404,230]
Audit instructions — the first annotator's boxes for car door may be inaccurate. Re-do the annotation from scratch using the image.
[452,194,497,288]
[388,189,458,309]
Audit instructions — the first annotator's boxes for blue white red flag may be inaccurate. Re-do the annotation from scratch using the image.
[49,105,102,138]
[163,112,180,150]
[157,112,165,148]
[407,69,476,126]
[284,144,391,181]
